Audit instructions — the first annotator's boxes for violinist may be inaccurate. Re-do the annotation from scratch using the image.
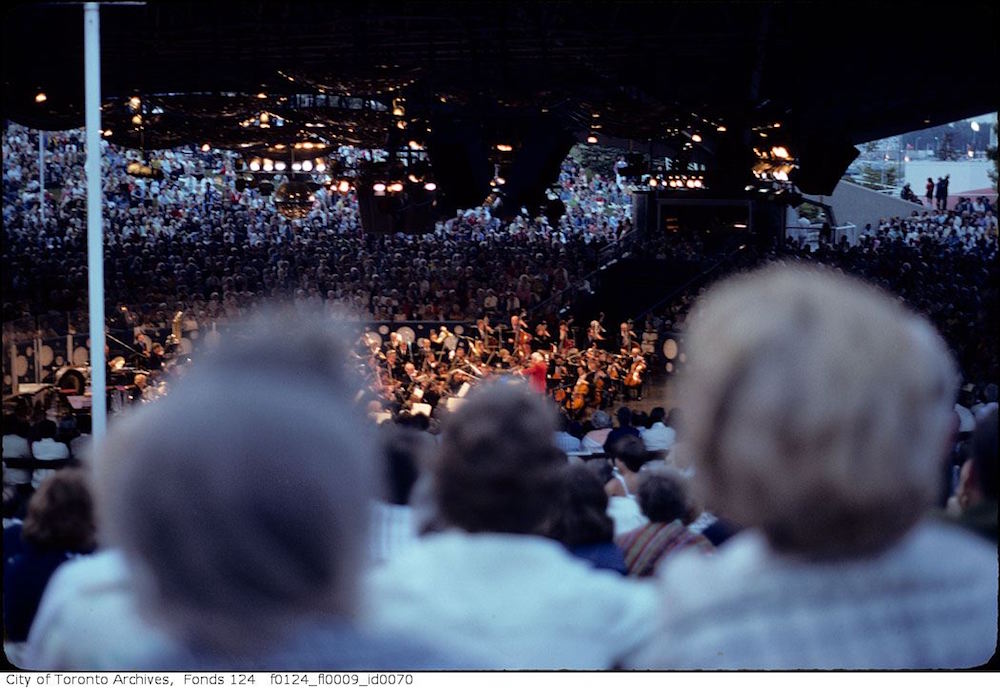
[558,319,574,352]
[416,337,437,373]
[475,318,495,352]
[381,349,406,396]
[533,322,554,353]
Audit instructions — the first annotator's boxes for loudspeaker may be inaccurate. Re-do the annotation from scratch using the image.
[426,120,492,216]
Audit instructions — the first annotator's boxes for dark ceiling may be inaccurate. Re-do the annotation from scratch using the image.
[3,1,997,197]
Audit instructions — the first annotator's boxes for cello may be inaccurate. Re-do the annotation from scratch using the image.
[624,356,646,388]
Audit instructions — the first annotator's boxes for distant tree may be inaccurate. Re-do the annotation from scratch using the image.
[569,144,622,178]
[884,164,898,187]
[859,164,882,190]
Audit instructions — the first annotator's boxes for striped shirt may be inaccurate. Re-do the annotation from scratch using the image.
[615,520,714,577]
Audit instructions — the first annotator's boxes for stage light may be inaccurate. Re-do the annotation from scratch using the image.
[424,182,437,191]
[716,125,727,132]
[373,183,387,192]
[260,112,270,124]
[397,121,407,129]
[103,130,112,137]
[35,92,47,103]
[291,162,302,172]
[393,106,405,117]
[408,140,423,150]
[389,182,404,192]
[263,159,274,172]
[301,160,313,172]
[691,133,702,143]
[338,180,351,193]
[968,150,975,158]
[408,174,420,183]
[256,92,267,99]
[128,96,141,110]
[971,121,980,132]
[496,144,513,152]
[686,179,696,188]
[904,155,910,162]
[315,160,326,172]
[275,161,286,171]
[586,134,598,144]
[131,114,142,125]
[649,178,658,187]
[249,159,261,172]
[201,143,210,152]
[773,170,788,181]
[771,146,789,159]
[495,177,506,185]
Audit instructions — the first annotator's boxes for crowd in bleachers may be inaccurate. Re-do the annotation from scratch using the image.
[3,124,630,338]
[634,198,999,391]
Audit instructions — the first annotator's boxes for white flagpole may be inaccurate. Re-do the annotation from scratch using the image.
[39,131,45,222]
[85,1,107,442]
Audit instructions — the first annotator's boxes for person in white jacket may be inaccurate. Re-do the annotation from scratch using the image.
[364,380,658,669]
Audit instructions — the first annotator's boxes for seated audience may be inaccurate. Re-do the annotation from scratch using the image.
[369,426,435,564]
[554,414,584,454]
[29,420,70,490]
[640,407,676,452]
[2,415,32,501]
[948,406,998,542]
[364,380,658,669]
[582,410,614,451]
[603,407,641,453]
[78,311,461,669]
[4,469,96,647]
[628,264,998,669]
[604,435,651,536]
[548,465,628,574]
[615,468,713,577]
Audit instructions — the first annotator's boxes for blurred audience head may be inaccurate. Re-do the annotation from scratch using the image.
[609,434,648,474]
[637,468,694,525]
[434,379,565,536]
[96,308,377,655]
[548,464,615,548]
[968,406,998,503]
[678,264,957,559]
[381,425,435,506]
[23,468,96,552]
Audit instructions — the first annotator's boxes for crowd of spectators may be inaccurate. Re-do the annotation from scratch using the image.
[2,124,630,340]
[631,199,998,394]
[3,264,996,670]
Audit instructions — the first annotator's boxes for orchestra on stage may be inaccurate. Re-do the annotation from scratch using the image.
[355,314,649,419]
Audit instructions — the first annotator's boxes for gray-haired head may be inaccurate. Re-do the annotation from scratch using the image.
[590,410,612,429]
[678,263,957,560]
[96,307,377,656]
